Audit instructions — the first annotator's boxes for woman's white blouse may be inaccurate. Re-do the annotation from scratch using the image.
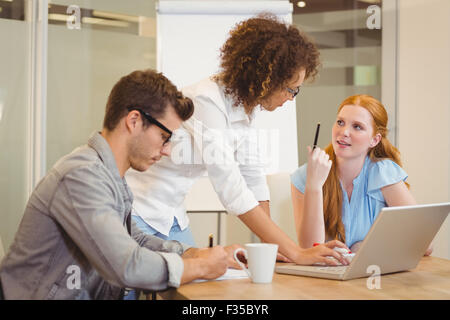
[125,77,270,236]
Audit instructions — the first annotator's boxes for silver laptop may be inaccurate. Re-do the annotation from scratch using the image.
[275,202,450,280]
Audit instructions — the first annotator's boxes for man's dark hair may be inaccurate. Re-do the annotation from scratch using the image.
[103,69,194,131]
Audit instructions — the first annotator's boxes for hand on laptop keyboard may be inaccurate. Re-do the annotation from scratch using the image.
[298,240,350,266]
[313,247,355,266]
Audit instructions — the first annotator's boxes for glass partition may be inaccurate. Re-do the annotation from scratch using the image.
[46,0,157,168]
[291,0,384,165]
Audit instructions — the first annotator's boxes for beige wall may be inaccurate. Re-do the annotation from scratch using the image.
[0,19,30,252]
[397,0,450,259]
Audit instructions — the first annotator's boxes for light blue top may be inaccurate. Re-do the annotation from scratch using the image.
[291,156,408,248]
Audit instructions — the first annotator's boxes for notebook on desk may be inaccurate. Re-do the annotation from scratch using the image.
[275,202,450,280]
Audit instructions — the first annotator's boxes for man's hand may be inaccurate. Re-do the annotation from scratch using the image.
[181,246,228,284]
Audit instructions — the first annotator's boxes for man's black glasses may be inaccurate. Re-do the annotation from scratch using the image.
[127,107,172,145]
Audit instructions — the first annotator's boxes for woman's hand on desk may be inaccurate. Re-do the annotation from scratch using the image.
[295,240,350,266]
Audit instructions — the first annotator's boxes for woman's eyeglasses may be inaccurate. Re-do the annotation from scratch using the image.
[286,85,301,98]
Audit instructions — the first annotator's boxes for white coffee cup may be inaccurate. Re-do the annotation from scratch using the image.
[233,243,279,284]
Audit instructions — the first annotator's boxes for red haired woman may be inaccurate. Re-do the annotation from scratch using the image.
[291,94,433,255]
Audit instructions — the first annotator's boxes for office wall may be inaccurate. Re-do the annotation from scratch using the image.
[0,19,30,252]
[397,0,450,259]
[46,25,156,169]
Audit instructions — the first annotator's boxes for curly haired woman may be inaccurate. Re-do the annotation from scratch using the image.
[126,14,350,268]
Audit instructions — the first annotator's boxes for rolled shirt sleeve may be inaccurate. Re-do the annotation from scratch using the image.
[157,252,184,287]
[131,220,192,288]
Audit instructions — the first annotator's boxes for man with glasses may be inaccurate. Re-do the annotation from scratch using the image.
[127,107,173,146]
[0,69,230,300]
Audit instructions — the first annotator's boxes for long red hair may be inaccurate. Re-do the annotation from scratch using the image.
[322,94,408,243]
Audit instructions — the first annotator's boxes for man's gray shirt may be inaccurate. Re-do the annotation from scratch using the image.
[0,132,190,299]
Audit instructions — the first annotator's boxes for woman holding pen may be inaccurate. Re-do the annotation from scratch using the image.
[126,14,349,266]
[291,94,433,255]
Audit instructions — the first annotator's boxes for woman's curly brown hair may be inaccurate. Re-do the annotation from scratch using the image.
[215,13,320,114]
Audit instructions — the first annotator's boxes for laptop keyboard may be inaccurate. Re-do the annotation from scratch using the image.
[279,265,348,274]
[315,266,347,274]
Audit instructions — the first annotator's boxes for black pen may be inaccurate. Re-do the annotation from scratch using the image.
[312,122,320,150]
[209,233,213,248]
